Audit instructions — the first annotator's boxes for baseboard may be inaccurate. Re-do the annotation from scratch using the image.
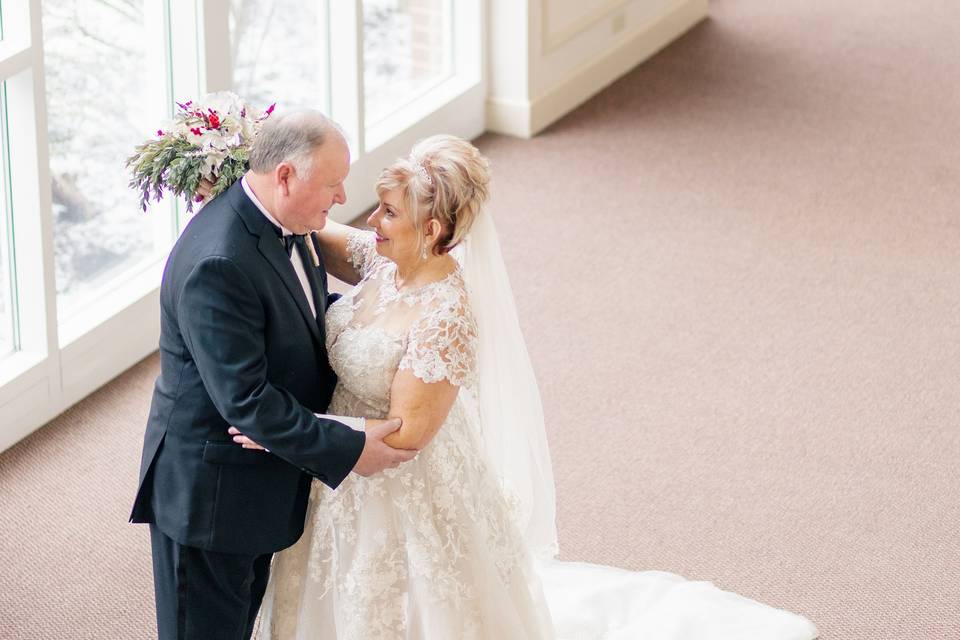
[486,95,536,138]
[486,0,708,138]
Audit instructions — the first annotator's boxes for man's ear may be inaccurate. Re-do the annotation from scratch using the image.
[275,163,293,196]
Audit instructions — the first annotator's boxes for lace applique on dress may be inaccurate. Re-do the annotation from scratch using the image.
[399,290,477,388]
[345,230,380,279]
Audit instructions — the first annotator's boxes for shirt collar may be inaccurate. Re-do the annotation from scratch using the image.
[241,175,292,237]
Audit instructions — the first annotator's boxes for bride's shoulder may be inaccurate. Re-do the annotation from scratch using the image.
[433,266,472,313]
[345,230,387,277]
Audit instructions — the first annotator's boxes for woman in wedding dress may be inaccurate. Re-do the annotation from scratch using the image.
[245,135,818,639]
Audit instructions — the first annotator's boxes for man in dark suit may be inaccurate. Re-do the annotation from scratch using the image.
[130,111,416,640]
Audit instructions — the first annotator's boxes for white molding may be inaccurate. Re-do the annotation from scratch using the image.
[0,44,32,79]
[486,0,707,138]
[541,0,630,54]
[0,285,161,453]
[59,289,160,405]
[485,95,533,138]
[0,375,52,452]
[329,0,364,155]
[198,0,232,92]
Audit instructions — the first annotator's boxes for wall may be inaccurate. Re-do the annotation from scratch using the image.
[487,0,709,137]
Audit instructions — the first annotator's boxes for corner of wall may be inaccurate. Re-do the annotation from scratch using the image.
[486,0,708,138]
[485,96,535,139]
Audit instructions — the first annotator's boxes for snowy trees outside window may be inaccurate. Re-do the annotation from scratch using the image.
[363,0,452,126]
[42,0,160,312]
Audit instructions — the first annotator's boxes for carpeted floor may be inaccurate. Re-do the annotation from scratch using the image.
[3,0,959,638]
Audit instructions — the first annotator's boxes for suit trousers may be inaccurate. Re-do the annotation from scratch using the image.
[150,524,272,640]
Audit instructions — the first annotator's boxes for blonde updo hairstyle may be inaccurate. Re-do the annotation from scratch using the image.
[376,134,491,256]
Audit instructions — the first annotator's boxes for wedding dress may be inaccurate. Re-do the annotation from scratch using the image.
[256,228,818,640]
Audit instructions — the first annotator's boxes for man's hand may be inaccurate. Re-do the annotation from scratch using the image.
[229,426,268,450]
[352,418,418,476]
[228,419,417,476]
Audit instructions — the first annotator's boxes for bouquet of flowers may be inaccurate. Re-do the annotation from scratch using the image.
[126,91,275,212]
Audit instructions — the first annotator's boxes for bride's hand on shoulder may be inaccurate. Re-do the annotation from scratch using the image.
[311,220,366,285]
[192,178,216,209]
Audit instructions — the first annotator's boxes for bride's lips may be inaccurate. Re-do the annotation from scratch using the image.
[374,233,387,243]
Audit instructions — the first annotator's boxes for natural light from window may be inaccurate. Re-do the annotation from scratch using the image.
[42,0,163,318]
[230,0,330,115]
[363,0,454,127]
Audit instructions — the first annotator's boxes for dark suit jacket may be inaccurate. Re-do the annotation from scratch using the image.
[130,180,365,555]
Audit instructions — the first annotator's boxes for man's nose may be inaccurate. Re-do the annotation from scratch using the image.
[335,185,347,205]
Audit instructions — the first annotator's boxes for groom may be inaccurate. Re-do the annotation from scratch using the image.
[130,111,416,640]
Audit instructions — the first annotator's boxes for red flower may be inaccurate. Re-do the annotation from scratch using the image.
[207,109,221,129]
[190,127,202,136]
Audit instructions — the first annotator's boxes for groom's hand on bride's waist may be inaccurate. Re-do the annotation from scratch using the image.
[228,426,269,451]
[227,419,417,475]
[351,418,418,477]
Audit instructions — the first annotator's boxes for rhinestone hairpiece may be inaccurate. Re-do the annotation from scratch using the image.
[414,162,432,184]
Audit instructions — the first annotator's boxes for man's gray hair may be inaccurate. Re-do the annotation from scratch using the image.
[248,110,344,179]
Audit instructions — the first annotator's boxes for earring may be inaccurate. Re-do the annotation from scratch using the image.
[421,246,428,260]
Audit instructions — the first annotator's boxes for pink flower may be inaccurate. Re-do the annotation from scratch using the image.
[190,127,202,136]
[156,129,164,137]
[265,103,276,116]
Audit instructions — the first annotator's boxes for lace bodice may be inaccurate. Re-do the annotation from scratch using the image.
[324,231,478,418]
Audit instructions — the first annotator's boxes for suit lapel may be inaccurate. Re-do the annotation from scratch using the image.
[257,234,324,348]
[227,182,323,348]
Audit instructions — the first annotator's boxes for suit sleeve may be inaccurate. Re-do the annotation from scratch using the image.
[177,255,365,489]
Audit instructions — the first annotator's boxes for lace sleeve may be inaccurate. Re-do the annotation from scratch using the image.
[399,292,478,387]
[345,230,379,279]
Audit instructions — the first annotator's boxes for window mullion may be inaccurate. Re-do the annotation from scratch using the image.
[329,0,365,157]
[199,0,232,92]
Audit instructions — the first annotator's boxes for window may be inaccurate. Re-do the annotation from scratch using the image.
[42,0,172,318]
[229,0,330,113]
[363,0,453,127]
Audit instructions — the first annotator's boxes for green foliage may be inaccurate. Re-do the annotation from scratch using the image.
[125,136,250,213]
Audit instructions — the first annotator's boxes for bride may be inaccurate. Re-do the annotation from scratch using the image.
[235,135,818,639]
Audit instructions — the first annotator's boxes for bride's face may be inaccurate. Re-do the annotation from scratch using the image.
[367,188,420,265]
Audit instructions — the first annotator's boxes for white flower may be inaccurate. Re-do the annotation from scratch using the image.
[203,91,246,118]
[201,149,227,180]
